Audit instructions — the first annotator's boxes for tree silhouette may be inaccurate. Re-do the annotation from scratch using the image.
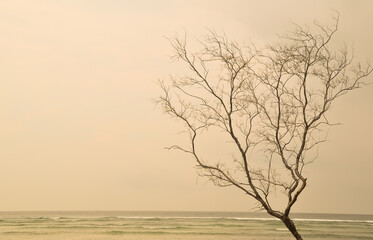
[157,14,372,239]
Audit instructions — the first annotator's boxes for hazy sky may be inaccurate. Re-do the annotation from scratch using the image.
[0,0,372,214]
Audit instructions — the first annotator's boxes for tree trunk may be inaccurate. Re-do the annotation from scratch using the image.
[281,216,303,240]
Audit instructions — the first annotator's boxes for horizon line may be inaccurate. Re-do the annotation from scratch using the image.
[0,210,372,216]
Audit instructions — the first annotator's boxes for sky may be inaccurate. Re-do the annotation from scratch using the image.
[0,0,372,214]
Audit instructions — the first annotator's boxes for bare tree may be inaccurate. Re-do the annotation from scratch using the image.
[156,15,371,240]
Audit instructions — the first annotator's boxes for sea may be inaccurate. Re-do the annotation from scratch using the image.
[0,211,372,240]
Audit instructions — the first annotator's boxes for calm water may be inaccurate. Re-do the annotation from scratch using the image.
[0,211,372,240]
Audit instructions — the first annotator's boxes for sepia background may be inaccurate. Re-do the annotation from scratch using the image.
[0,0,372,214]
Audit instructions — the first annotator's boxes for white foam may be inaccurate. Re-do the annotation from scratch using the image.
[293,218,373,223]
[275,228,288,231]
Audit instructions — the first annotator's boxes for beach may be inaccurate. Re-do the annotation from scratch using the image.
[0,211,372,240]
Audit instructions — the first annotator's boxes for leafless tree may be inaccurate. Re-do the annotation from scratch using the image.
[156,14,371,240]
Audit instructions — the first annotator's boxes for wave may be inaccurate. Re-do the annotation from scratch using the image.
[3,231,51,235]
[103,230,245,236]
[112,216,373,223]
[4,215,372,224]
[140,225,185,230]
[275,228,288,231]
[115,216,278,221]
[293,218,373,223]
[303,233,373,240]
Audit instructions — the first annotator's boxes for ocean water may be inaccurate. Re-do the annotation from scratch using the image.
[0,211,372,240]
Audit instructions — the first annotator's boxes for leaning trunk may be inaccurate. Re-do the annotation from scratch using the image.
[281,216,303,240]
